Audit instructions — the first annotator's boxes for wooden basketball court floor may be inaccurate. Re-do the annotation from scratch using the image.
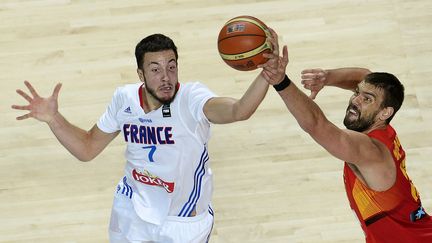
[1,0,431,242]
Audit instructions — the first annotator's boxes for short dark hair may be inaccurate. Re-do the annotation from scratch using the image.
[135,34,178,69]
[364,72,405,123]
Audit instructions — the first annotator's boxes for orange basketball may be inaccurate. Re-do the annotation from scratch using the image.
[217,16,272,71]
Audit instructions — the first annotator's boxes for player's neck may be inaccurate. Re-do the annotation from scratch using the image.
[363,121,387,134]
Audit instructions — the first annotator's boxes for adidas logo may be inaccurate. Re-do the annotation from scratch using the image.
[124,107,132,114]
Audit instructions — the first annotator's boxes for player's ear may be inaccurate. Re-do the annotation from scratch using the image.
[379,107,394,121]
[137,68,144,82]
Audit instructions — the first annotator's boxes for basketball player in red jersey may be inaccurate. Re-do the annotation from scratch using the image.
[259,38,432,241]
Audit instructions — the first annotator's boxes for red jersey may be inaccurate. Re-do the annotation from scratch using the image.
[344,125,432,243]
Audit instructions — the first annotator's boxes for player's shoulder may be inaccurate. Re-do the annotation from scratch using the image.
[180,81,204,88]
[116,82,141,92]
[112,82,141,97]
[179,81,212,94]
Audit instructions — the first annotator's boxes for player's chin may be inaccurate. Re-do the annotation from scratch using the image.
[343,114,357,126]
[158,93,175,103]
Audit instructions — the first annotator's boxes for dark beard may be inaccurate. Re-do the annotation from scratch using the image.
[144,80,177,105]
[343,104,377,132]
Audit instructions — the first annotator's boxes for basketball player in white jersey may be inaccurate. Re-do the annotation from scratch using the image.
[12,29,287,242]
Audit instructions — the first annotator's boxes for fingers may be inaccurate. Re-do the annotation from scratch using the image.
[267,28,279,55]
[309,90,318,100]
[16,89,33,103]
[260,51,279,72]
[302,82,321,90]
[16,113,32,120]
[301,73,318,80]
[301,76,324,84]
[259,54,281,76]
[12,104,32,120]
[262,27,284,60]
[261,52,278,60]
[24,80,39,98]
[301,73,326,84]
[281,45,289,67]
[52,83,62,99]
[11,104,31,110]
[258,27,289,85]
[302,82,322,99]
[301,70,325,77]
[261,65,278,76]
[301,68,324,75]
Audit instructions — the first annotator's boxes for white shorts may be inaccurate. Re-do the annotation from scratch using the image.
[109,178,214,243]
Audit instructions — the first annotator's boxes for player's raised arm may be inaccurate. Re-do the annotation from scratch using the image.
[12,81,119,161]
[261,42,396,186]
[203,75,269,124]
[203,30,282,124]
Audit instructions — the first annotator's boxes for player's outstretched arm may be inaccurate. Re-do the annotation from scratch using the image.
[12,81,62,123]
[12,81,119,161]
[261,43,391,182]
[203,74,269,124]
[204,27,293,124]
[301,67,371,99]
[203,28,288,124]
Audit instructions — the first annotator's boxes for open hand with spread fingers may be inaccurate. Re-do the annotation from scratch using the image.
[12,81,62,124]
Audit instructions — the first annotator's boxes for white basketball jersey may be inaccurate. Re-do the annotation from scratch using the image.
[97,82,216,225]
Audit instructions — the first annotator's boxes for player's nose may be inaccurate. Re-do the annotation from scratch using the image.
[160,68,170,82]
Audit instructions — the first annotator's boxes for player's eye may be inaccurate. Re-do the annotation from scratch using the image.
[363,96,372,103]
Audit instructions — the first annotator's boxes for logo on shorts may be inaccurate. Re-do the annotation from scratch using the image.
[132,169,175,193]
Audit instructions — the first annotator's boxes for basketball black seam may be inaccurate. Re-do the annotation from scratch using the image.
[218,35,268,55]
[217,34,267,43]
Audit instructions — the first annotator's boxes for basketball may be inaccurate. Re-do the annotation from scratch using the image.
[217,16,272,71]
